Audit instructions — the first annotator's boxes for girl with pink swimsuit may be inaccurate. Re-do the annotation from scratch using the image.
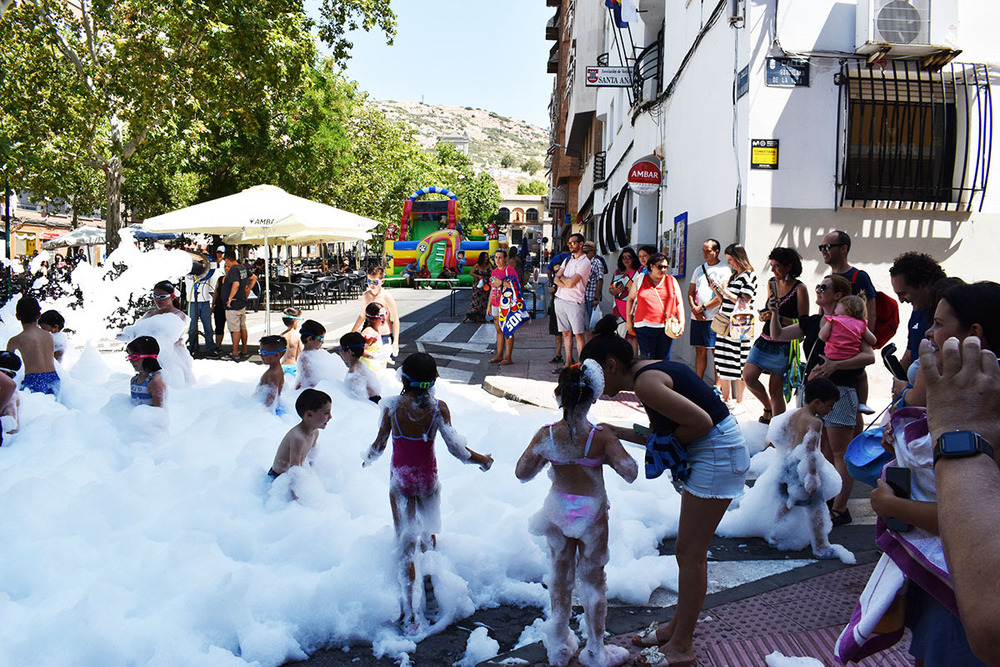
[363,353,493,635]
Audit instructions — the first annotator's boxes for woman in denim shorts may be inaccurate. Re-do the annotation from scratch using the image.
[581,315,749,667]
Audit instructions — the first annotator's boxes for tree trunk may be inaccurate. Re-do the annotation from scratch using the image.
[105,156,122,251]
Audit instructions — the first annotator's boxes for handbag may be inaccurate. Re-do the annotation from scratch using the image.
[711,310,731,337]
[651,275,683,339]
[729,298,755,340]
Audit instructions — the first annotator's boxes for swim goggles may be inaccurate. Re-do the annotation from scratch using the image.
[127,353,158,361]
[152,294,172,300]
[259,348,287,356]
[302,334,324,342]
[401,371,434,390]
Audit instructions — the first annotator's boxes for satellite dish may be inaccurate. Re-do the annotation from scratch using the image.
[876,0,922,44]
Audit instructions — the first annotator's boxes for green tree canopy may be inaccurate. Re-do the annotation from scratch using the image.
[516,180,548,196]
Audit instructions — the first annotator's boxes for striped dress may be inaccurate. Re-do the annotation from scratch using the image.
[714,271,758,381]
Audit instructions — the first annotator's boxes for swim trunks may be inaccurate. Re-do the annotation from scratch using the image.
[22,371,60,396]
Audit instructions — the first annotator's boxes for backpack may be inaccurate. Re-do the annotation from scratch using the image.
[848,269,899,349]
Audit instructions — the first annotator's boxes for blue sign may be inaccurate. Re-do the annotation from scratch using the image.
[736,65,749,100]
[766,58,810,87]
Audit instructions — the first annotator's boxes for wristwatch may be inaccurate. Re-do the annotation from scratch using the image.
[933,430,995,465]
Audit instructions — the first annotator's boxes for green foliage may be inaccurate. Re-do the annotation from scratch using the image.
[500,154,517,168]
[517,180,548,196]
[520,157,542,174]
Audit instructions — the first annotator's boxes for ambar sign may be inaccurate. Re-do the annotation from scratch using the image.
[628,160,661,195]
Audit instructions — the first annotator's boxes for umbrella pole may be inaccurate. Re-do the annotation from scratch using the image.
[265,227,271,336]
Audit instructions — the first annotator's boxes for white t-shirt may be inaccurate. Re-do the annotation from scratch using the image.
[691,261,732,318]
[555,254,592,304]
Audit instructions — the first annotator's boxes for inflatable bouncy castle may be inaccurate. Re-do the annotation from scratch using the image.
[383,186,500,286]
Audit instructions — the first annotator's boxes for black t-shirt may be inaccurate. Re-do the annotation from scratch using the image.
[800,314,861,388]
[224,264,250,310]
[634,360,731,435]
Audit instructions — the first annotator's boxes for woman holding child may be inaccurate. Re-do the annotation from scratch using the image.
[768,274,874,528]
[582,316,748,667]
[139,280,196,385]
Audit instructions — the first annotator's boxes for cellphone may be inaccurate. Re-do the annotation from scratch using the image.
[881,343,908,382]
[884,466,912,533]
[633,423,652,439]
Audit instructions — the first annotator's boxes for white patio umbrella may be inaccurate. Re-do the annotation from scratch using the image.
[143,185,378,333]
[41,225,105,249]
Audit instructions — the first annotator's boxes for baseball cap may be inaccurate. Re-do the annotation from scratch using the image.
[216,245,225,253]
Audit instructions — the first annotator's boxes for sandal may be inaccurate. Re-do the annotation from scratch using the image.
[636,646,697,667]
[758,408,772,424]
[631,622,662,647]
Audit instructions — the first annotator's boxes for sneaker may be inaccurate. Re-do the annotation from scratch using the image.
[858,403,876,415]
[549,355,564,364]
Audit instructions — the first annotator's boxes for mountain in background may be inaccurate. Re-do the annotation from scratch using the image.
[373,100,549,196]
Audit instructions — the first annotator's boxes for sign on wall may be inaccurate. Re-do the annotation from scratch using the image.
[736,65,749,100]
[750,139,779,170]
[585,66,633,87]
[664,212,688,279]
[765,58,810,87]
[628,160,661,195]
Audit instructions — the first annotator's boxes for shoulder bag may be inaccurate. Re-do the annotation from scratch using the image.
[652,276,683,339]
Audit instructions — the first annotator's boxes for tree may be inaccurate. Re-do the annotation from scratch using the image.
[517,180,548,196]
[1,0,395,250]
[500,154,517,169]
[520,157,542,174]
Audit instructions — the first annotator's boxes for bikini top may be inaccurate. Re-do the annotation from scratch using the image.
[547,423,604,467]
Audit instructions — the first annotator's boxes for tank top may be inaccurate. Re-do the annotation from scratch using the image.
[760,280,803,342]
[390,401,440,497]
[634,274,678,327]
[130,370,160,406]
[633,360,730,434]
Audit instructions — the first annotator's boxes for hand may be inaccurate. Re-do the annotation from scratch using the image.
[804,473,820,495]
[881,423,895,456]
[392,342,399,357]
[920,337,1000,446]
[479,454,494,472]
[626,324,635,336]
[693,310,706,321]
[870,479,899,519]
[808,357,834,379]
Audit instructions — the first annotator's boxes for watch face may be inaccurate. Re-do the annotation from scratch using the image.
[939,431,979,455]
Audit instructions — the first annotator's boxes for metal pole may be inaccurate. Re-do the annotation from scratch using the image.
[264,225,271,335]
[4,173,10,260]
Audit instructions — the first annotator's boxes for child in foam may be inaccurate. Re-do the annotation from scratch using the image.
[256,335,286,412]
[515,360,637,667]
[295,319,327,390]
[338,332,381,405]
[278,307,303,376]
[268,388,332,481]
[7,296,59,397]
[127,336,165,407]
[360,302,392,373]
[0,351,22,437]
[766,377,843,559]
[363,352,493,635]
[38,310,67,364]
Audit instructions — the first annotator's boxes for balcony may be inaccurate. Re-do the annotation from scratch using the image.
[594,151,606,185]
[632,29,663,105]
[547,42,559,74]
[546,0,559,6]
[545,14,559,40]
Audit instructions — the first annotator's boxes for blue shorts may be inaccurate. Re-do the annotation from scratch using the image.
[746,338,791,375]
[22,371,60,396]
[682,415,750,499]
[689,319,716,348]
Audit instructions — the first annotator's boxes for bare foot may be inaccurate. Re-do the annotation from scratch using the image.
[487,356,502,363]
[498,359,513,366]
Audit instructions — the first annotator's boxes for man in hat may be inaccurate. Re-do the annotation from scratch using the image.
[582,241,607,335]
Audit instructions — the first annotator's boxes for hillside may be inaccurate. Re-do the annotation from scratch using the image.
[373,100,549,196]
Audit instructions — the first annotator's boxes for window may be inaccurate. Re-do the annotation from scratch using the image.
[838,61,992,211]
[526,208,539,222]
[498,207,510,223]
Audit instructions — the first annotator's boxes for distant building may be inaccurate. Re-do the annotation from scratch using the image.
[498,194,549,261]
[436,134,470,155]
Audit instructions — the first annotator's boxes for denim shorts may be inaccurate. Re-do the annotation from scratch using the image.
[682,415,750,499]
[689,319,716,348]
[746,338,791,375]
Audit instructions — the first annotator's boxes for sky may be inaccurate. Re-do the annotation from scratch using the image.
[333,0,555,128]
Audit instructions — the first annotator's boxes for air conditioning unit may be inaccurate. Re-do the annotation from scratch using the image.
[856,0,960,57]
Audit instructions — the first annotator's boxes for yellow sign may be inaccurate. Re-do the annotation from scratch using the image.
[750,139,779,170]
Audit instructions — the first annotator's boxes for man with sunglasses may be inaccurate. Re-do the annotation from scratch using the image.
[222,250,253,360]
[351,265,400,358]
[551,233,592,372]
[820,230,877,414]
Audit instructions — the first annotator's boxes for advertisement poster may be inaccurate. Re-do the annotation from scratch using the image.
[664,211,688,278]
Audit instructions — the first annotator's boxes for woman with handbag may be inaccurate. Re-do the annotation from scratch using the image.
[581,316,749,667]
[711,244,757,415]
[609,247,640,355]
[743,247,810,424]
[627,252,685,361]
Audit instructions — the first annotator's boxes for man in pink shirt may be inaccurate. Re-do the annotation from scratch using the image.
[551,233,592,372]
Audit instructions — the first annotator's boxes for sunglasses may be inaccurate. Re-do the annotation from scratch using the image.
[370,313,386,320]
[815,284,829,293]
[152,294,172,300]
[126,353,158,362]
[259,348,287,356]
[652,264,670,271]
[817,243,844,252]
[366,279,381,286]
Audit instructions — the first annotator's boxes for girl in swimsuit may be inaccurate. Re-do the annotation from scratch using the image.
[516,361,638,667]
[127,336,165,407]
[363,352,493,635]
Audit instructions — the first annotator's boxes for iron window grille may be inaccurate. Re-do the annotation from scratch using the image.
[837,60,992,212]
[594,151,607,184]
[632,29,664,105]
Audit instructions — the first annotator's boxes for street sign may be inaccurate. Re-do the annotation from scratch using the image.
[628,160,661,195]
[765,58,810,87]
[736,65,749,100]
[585,66,633,87]
[750,139,779,170]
